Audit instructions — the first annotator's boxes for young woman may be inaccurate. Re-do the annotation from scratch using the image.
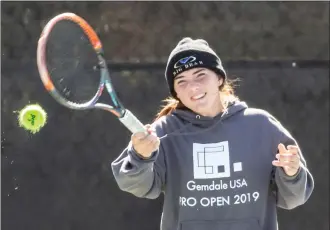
[111,38,314,230]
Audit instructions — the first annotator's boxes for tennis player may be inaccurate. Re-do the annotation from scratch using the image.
[111,38,314,230]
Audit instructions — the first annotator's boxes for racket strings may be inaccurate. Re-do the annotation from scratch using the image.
[45,20,101,104]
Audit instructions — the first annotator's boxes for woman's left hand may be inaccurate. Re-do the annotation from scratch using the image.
[272,143,301,177]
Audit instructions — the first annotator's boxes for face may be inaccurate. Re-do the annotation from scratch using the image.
[173,68,223,117]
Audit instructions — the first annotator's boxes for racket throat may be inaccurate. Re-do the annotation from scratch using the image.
[94,103,124,117]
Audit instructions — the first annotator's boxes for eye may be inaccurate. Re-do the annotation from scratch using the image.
[177,80,186,85]
[196,73,206,79]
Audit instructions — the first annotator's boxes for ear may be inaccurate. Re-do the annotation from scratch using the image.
[218,77,224,87]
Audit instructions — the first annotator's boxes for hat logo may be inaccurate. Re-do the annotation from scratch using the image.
[174,56,197,69]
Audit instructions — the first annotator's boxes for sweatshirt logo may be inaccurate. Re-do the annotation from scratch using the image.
[193,141,242,179]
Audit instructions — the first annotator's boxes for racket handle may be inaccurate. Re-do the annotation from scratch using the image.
[119,109,147,134]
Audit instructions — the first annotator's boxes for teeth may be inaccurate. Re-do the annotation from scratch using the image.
[192,93,206,100]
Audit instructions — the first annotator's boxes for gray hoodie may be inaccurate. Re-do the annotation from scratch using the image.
[111,101,314,230]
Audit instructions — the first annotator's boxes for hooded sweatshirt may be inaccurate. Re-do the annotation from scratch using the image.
[111,101,314,230]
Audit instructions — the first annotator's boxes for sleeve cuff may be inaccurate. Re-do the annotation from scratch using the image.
[277,166,302,182]
[128,144,159,163]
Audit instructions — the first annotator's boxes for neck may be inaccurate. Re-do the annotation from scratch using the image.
[199,106,224,117]
[198,99,226,118]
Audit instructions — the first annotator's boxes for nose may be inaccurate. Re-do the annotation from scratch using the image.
[187,81,200,93]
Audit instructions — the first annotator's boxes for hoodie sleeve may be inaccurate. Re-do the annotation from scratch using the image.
[110,124,166,199]
[268,115,314,210]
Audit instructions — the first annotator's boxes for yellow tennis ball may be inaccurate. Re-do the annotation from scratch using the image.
[18,104,47,134]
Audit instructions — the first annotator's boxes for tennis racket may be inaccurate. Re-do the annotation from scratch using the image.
[36,12,146,134]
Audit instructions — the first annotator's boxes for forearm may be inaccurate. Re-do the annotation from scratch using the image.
[275,164,314,209]
[111,145,164,199]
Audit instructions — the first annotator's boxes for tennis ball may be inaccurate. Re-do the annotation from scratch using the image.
[17,104,47,134]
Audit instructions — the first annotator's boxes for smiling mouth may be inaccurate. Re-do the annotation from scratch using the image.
[191,93,206,101]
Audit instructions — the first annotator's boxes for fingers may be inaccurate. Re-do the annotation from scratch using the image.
[151,135,161,149]
[272,143,300,175]
[287,145,298,150]
[278,143,299,154]
[146,124,156,135]
[272,159,299,168]
[132,124,156,140]
[273,143,301,171]
[132,132,152,146]
[272,160,300,171]
[287,145,299,154]
[278,143,287,153]
[132,132,147,141]
[275,153,300,162]
[131,124,160,158]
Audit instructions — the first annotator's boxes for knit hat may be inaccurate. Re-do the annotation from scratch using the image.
[165,37,226,97]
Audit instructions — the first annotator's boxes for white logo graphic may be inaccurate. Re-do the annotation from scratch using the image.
[174,56,197,69]
[192,141,242,179]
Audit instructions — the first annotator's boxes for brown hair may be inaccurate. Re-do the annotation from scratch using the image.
[154,78,240,121]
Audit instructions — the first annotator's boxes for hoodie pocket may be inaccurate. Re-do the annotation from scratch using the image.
[180,218,261,230]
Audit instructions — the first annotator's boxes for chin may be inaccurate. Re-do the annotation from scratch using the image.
[193,105,212,115]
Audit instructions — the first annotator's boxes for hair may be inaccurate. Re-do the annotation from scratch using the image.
[154,77,240,121]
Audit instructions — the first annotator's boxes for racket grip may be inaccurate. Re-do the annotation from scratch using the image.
[119,109,147,134]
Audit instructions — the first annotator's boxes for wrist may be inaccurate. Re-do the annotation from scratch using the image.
[282,166,302,180]
[133,147,153,160]
[136,151,152,160]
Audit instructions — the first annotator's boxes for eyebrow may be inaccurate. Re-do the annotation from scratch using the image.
[174,68,206,81]
[192,68,206,75]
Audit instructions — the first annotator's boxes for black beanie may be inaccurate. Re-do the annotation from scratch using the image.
[165,37,227,97]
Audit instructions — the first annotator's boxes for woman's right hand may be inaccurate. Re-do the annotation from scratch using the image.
[131,125,160,159]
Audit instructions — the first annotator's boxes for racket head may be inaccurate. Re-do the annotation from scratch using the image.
[37,13,122,117]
